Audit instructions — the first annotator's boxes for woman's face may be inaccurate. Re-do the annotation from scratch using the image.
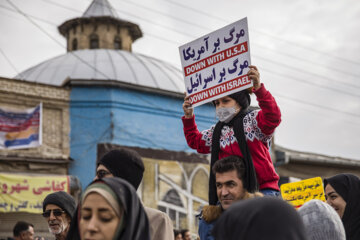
[325,183,347,218]
[214,96,240,110]
[80,192,121,240]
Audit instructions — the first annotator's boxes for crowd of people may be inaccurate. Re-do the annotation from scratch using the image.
[7,66,360,239]
[10,167,360,240]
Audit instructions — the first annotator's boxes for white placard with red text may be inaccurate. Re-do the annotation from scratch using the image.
[179,17,252,107]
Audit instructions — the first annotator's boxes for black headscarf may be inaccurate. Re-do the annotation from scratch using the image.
[97,149,144,190]
[324,173,360,240]
[212,197,307,240]
[66,177,150,240]
[209,108,258,205]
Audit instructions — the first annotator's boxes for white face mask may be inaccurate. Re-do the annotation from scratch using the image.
[216,106,238,123]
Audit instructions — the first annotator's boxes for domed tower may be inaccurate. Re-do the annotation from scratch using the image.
[58,0,142,52]
[11,0,213,234]
[15,0,210,193]
[17,0,184,92]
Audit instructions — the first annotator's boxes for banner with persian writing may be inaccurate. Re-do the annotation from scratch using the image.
[179,17,252,107]
[280,177,326,208]
[0,103,42,149]
[0,173,70,213]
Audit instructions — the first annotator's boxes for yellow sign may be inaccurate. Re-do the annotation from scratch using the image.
[280,177,326,208]
[0,173,69,213]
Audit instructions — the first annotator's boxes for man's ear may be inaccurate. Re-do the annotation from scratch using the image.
[20,231,27,240]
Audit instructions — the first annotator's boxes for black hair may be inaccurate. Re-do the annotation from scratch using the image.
[174,229,181,237]
[96,148,145,190]
[181,229,190,237]
[212,155,245,182]
[212,90,251,110]
[13,221,33,237]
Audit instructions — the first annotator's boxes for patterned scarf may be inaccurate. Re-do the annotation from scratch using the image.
[209,110,259,205]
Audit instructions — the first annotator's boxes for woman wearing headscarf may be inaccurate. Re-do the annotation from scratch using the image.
[212,197,307,240]
[324,173,360,240]
[66,177,150,240]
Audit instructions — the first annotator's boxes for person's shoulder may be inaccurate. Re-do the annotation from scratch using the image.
[199,208,218,240]
[144,206,162,216]
[201,205,222,223]
[243,191,264,199]
[144,207,174,239]
[144,206,171,222]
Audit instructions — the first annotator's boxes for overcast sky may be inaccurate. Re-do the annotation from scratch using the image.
[0,0,359,159]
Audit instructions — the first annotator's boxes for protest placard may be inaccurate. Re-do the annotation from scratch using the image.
[0,103,42,149]
[179,17,252,107]
[0,173,70,213]
[280,177,326,208]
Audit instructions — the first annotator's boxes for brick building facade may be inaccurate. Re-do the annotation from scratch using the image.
[0,77,73,238]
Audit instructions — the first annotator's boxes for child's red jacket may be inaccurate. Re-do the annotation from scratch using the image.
[182,84,281,190]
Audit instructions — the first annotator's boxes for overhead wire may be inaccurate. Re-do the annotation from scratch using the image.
[275,96,360,127]
[255,58,360,98]
[2,0,359,121]
[119,0,213,32]
[40,0,81,13]
[1,1,194,124]
[162,0,360,66]
[75,125,112,159]
[252,29,360,66]
[252,41,360,81]
[81,0,198,40]
[0,3,57,26]
[9,0,358,73]
[85,0,360,88]
[39,0,183,45]
[273,92,360,118]
[2,0,358,161]
[124,0,360,84]
[6,0,112,80]
[40,0,360,92]
[0,47,23,77]
[0,6,176,53]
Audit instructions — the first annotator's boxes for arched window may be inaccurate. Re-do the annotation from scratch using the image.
[162,189,183,207]
[158,189,186,229]
[89,34,99,49]
[114,36,121,49]
[72,38,78,51]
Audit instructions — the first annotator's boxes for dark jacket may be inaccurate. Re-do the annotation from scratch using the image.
[198,192,262,240]
[212,197,307,240]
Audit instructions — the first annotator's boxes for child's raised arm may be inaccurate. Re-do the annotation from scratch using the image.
[182,94,194,118]
[248,65,261,91]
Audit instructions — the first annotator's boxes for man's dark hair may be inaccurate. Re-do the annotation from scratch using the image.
[173,229,181,237]
[181,229,190,237]
[212,155,245,182]
[212,89,251,110]
[13,221,33,237]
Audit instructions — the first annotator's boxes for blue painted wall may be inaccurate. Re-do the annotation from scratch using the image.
[69,86,215,189]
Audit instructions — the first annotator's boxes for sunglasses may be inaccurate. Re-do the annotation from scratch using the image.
[42,209,65,218]
[96,169,111,179]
